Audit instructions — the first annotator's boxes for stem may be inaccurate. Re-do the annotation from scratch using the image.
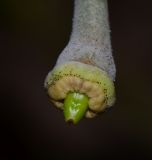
[57,0,115,80]
[64,92,89,124]
[71,0,110,47]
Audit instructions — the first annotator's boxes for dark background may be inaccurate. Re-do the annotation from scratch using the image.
[1,0,152,159]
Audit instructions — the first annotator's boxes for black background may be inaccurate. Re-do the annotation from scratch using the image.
[1,0,152,159]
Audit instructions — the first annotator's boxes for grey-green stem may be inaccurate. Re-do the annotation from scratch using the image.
[56,0,116,80]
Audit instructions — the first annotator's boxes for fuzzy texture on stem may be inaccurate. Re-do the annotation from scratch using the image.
[45,0,116,122]
[56,0,115,80]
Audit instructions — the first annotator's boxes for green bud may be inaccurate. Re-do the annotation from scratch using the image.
[64,92,89,124]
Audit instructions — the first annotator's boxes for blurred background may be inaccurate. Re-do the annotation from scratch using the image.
[1,0,152,159]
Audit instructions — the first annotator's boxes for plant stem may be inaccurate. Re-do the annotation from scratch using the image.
[56,0,115,80]
[71,0,110,47]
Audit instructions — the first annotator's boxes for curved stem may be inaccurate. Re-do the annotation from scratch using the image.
[64,92,89,124]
